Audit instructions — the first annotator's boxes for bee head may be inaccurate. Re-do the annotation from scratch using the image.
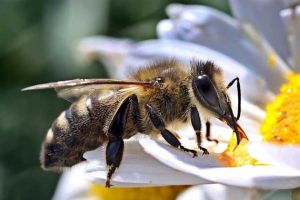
[191,61,247,144]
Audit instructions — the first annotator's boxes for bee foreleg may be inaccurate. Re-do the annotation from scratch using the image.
[226,77,241,120]
[205,121,218,144]
[145,104,197,157]
[190,106,209,155]
[105,95,132,188]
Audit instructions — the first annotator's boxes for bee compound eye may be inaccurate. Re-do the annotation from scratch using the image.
[193,75,220,108]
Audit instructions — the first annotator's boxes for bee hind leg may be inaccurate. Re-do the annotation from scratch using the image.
[106,140,124,187]
[190,106,209,155]
[105,95,132,187]
[145,104,197,157]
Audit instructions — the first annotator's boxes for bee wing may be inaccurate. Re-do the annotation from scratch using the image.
[22,79,151,102]
[56,85,142,102]
[56,85,115,102]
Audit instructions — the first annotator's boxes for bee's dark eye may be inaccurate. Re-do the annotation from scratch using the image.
[192,75,220,108]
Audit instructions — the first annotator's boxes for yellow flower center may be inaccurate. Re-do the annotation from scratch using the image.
[260,73,300,144]
[220,73,300,167]
[89,184,188,200]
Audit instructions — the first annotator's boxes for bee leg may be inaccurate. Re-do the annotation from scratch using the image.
[205,121,218,144]
[145,104,197,157]
[105,96,132,188]
[226,77,241,120]
[106,140,124,187]
[190,106,209,155]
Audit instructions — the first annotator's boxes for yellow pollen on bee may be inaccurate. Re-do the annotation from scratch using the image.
[56,111,69,131]
[267,51,277,68]
[260,73,300,144]
[89,184,188,200]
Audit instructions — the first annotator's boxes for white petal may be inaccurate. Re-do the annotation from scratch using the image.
[78,36,134,77]
[249,143,300,171]
[83,139,208,187]
[166,3,186,18]
[157,19,177,39]
[177,184,269,200]
[140,138,300,189]
[195,166,300,190]
[229,0,292,63]
[231,94,266,124]
[118,39,273,107]
[281,5,300,71]
[240,23,292,79]
[157,4,290,92]
[207,97,265,145]
[53,163,92,200]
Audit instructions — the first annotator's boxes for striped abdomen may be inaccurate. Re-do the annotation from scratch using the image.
[40,93,116,170]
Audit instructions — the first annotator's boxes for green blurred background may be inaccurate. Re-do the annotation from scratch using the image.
[0,0,229,199]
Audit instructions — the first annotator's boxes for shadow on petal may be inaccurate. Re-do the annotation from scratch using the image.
[84,139,208,187]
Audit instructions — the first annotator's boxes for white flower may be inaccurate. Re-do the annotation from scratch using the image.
[176,184,294,200]
[56,0,300,198]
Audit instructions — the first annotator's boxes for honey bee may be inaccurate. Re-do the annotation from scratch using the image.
[23,59,248,187]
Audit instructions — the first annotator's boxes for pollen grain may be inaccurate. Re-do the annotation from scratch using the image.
[260,73,300,144]
[219,133,262,167]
